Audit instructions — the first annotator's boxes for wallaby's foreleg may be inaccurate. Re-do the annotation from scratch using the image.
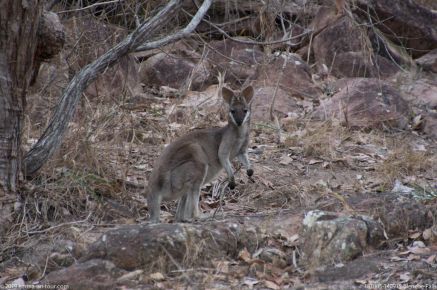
[219,154,235,189]
[147,191,162,223]
[237,151,253,177]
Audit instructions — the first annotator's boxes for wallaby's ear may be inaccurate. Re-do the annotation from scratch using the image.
[242,86,254,104]
[222,87,234,104]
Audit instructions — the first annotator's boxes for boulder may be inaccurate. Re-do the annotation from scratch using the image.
[251,53,322,121]
[251,86,299,121]
[85,54,142,99]
[330,51,399,78]
[348,192,434,237]
[355,0,437,58]
[301,210,384,267]
[423,113,437,140]
[312,9,399,78]
[139,51,213,91]
[36,11,65,62]
[312,78,410,130]
[416,48,437,73]
[255,53,322,99]
[206,38,264,85]
[31,10,65,85]
[398,78,437,109]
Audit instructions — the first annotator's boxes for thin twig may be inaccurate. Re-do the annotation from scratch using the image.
[160,245,193,285]
[183,9,311,46]
[22,213,92,235]
[58,0,124,14]
[269,46,291,144]
[38,255,50,280]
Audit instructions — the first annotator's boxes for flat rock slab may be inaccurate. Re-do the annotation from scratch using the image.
[82,220,262,271]
[44,259,125,290]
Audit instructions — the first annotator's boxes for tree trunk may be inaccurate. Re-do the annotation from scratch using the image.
[0,1,42,234]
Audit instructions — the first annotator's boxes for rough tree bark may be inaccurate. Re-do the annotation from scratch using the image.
[0,1,43,234]
[23,0,213,176]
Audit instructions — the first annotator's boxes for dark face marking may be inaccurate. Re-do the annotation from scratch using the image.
[230,97,250,126]
[222,86,254,127]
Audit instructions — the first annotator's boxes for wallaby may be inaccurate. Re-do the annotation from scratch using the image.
[146,85,255,223]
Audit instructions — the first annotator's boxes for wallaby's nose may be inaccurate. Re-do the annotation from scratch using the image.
[236,120,243,126]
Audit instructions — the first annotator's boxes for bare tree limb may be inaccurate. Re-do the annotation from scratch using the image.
[135,0,213,52]
[24,0,213,176]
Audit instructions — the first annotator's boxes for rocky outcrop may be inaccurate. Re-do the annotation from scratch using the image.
[29,194,435,288]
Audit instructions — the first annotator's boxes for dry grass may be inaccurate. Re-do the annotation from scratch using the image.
[376,144,434,188]
[284,120,351,159]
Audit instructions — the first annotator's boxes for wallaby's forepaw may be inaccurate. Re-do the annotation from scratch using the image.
[228,178,236,189]
[247,169,254,177]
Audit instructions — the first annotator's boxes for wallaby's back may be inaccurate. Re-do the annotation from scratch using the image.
[148,127,225,195]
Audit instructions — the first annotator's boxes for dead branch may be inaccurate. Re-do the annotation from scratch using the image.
[24,0,213,176]
[135,0,213,52]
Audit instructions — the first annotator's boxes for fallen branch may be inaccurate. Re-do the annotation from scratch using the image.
[22,213,92,235]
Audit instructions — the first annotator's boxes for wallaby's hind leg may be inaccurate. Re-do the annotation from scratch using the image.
[174,162,208,222]
[175,187,191,222]
[175,191,195,222]
[192,162,208,219]
[175,186,203,221]
[192,188,201,219]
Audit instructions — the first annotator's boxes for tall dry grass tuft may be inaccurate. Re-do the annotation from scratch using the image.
[284,120,350,159]
[376,145,433,187]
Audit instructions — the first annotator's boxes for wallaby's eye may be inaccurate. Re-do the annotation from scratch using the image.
[231,109,236,113]
[244,109,248,113]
